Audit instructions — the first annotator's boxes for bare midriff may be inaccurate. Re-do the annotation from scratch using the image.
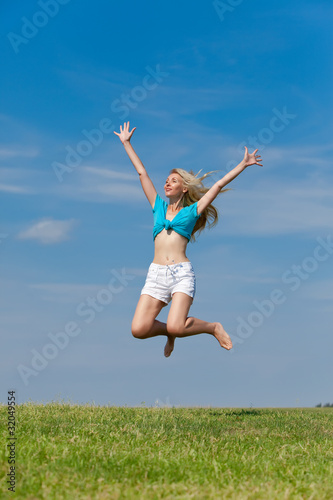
[152,229,190,265]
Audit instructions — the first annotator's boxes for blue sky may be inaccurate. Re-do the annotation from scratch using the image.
[1,0,332,408]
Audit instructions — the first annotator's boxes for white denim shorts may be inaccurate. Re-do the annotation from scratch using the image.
[140,261,196,306]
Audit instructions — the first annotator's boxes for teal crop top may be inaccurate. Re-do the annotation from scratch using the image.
[152,193,202,241]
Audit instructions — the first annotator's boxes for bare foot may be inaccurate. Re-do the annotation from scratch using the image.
[164,335,175,357]
[213,322,233,350]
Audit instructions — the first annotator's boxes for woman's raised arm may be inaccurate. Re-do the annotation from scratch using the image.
[114,121,157,208]
[114,121,143,174]
[197,146,263,215]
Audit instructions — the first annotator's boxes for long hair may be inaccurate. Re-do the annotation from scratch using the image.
[170,168,232,242]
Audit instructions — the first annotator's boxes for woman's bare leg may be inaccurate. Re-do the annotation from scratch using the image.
[164,317,232,356]
[135,318,168,339]
[176,317,232,345]
[131,295,168,339]
[131,293,232,357]
[164,292,233,356]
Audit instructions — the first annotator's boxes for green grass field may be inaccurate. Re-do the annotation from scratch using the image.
[1,403,333,499]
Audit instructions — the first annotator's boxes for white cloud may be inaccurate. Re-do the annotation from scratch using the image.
[218,143,333,176]
[75,166,144,200]
[0,168,40,194]
[0,183,31,193]
[0,147,39,159]
[58,165,146,203]
[29,283,102,294]
[17,218,77,244]
[28,268,146,303]
[66,182,145,202]
[28,283,106,303]
[213,175,333,236]
[82,166,138,181]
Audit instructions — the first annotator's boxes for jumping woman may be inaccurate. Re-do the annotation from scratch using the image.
[114,122,263,358]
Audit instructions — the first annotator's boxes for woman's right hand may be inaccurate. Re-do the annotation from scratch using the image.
[113,121,136,144]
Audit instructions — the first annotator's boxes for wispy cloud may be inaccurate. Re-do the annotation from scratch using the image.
[0,146,39,159]
[58,166,145,203]
[28,267,146,303]
[217,181,333,236]
[17,218,77,244]
[0,183,31,193]
[83,166,138,181]
[61,181,145,202]
[0,114,43,156]
[0,167,43,195]
[261,144,333,170]
[28,283,107,303]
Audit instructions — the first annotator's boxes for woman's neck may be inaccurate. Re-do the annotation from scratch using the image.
[168,195,184,211]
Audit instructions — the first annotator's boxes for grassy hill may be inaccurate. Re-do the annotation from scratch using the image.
[1,404,333,499]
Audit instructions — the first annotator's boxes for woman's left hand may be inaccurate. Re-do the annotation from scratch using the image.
[243,146,263,167]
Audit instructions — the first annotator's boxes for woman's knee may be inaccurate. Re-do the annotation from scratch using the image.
[131,320,150,339]
[131,295,164,338]
[166,322,183,336]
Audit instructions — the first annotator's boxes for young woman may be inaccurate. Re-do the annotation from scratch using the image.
[114,122,263,357]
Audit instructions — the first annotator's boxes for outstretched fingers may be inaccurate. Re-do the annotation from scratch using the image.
[255,153,263,167]
[114,124,123,136]
[114,121,136,143]
[244,146,264,167]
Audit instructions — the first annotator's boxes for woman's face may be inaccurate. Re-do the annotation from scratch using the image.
[164,173,187,198]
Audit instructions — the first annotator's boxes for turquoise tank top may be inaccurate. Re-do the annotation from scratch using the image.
[152,194,202,241]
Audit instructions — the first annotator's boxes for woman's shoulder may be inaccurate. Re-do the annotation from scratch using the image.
[186,200,201,218]
[152,193,167,212]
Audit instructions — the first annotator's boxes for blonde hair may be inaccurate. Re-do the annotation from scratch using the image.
[170,168,232,242]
